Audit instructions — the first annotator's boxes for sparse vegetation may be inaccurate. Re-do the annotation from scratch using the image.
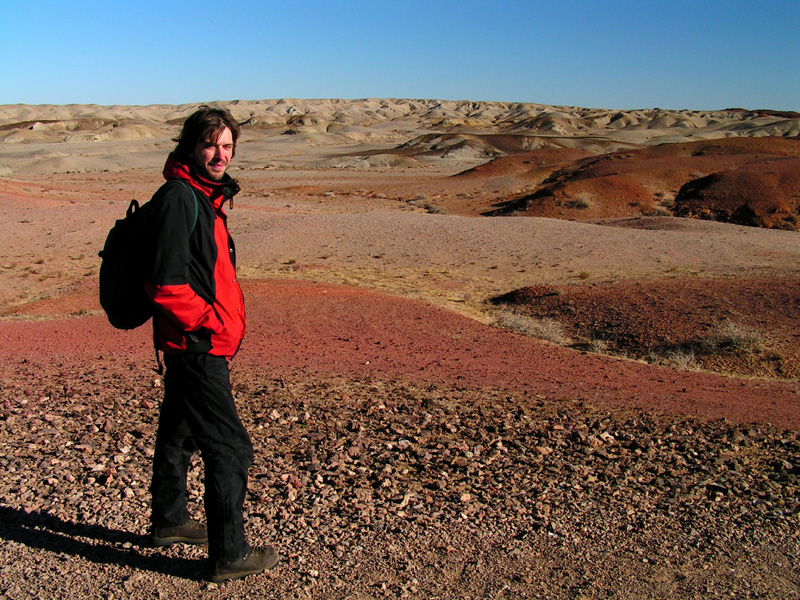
[589,338,609,354]
[570,192,594,209]
[700,320,762,353]
[494,309,570,345]
[408,197,443,214]
[647,206,673,217]
[654,191,675,209]
[650,348,698,370]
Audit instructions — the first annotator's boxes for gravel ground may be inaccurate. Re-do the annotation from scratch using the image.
[0,356,798,599]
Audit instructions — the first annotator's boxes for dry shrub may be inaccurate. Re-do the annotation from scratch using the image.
[408,197,443,214]
[655,191,676,209]
[495,310,570,345]
[654,348,698,370]
[700,320,763,353]
[570,192,594,209]
[647,206,673,217]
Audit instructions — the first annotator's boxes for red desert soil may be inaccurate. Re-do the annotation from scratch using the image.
[2,279,798,432]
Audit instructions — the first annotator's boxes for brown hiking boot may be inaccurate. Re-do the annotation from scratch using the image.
[151,519,208,547]
[210,546,280,582]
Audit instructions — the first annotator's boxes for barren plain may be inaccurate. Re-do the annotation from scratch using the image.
[0,99,799,599]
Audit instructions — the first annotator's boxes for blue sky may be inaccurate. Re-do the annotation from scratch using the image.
[2,0,798,110]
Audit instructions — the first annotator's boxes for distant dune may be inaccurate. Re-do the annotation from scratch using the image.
[1,99,799,228]
[1,99,798,168]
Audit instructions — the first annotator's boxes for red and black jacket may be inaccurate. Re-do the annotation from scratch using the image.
[144,154,245,358]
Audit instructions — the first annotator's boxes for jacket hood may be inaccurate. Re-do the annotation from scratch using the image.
[162,153,240,207]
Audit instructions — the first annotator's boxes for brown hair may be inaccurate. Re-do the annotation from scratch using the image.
[173,106,240,160]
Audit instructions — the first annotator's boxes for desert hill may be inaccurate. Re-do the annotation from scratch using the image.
[475,136,800,230]
[2,98,799,173]
[2,99,797,143]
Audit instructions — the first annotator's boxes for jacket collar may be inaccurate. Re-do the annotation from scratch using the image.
[162,153,240,208]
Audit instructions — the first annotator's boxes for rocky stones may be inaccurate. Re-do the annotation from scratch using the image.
[0,361,798,598]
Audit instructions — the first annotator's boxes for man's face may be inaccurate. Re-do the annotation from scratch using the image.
[192,126,234,181]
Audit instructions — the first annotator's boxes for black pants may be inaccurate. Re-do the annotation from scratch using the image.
[151,352,253,565]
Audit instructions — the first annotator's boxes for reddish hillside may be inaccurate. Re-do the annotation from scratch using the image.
[454,148,593,179]
[674,158,800,229]
[480,137,800,229]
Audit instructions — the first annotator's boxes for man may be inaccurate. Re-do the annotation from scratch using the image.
[144,106,278,582]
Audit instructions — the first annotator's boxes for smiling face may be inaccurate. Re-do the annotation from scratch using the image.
[192,126,234,181]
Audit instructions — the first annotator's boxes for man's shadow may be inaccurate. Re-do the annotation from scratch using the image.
[0,505,205,581]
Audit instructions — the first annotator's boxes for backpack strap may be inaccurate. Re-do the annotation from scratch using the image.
[176,180,200,233]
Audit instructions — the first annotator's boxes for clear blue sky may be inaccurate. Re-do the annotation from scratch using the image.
[2,0,798,110]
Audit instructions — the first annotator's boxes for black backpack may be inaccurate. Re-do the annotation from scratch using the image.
[98,182,198,330]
